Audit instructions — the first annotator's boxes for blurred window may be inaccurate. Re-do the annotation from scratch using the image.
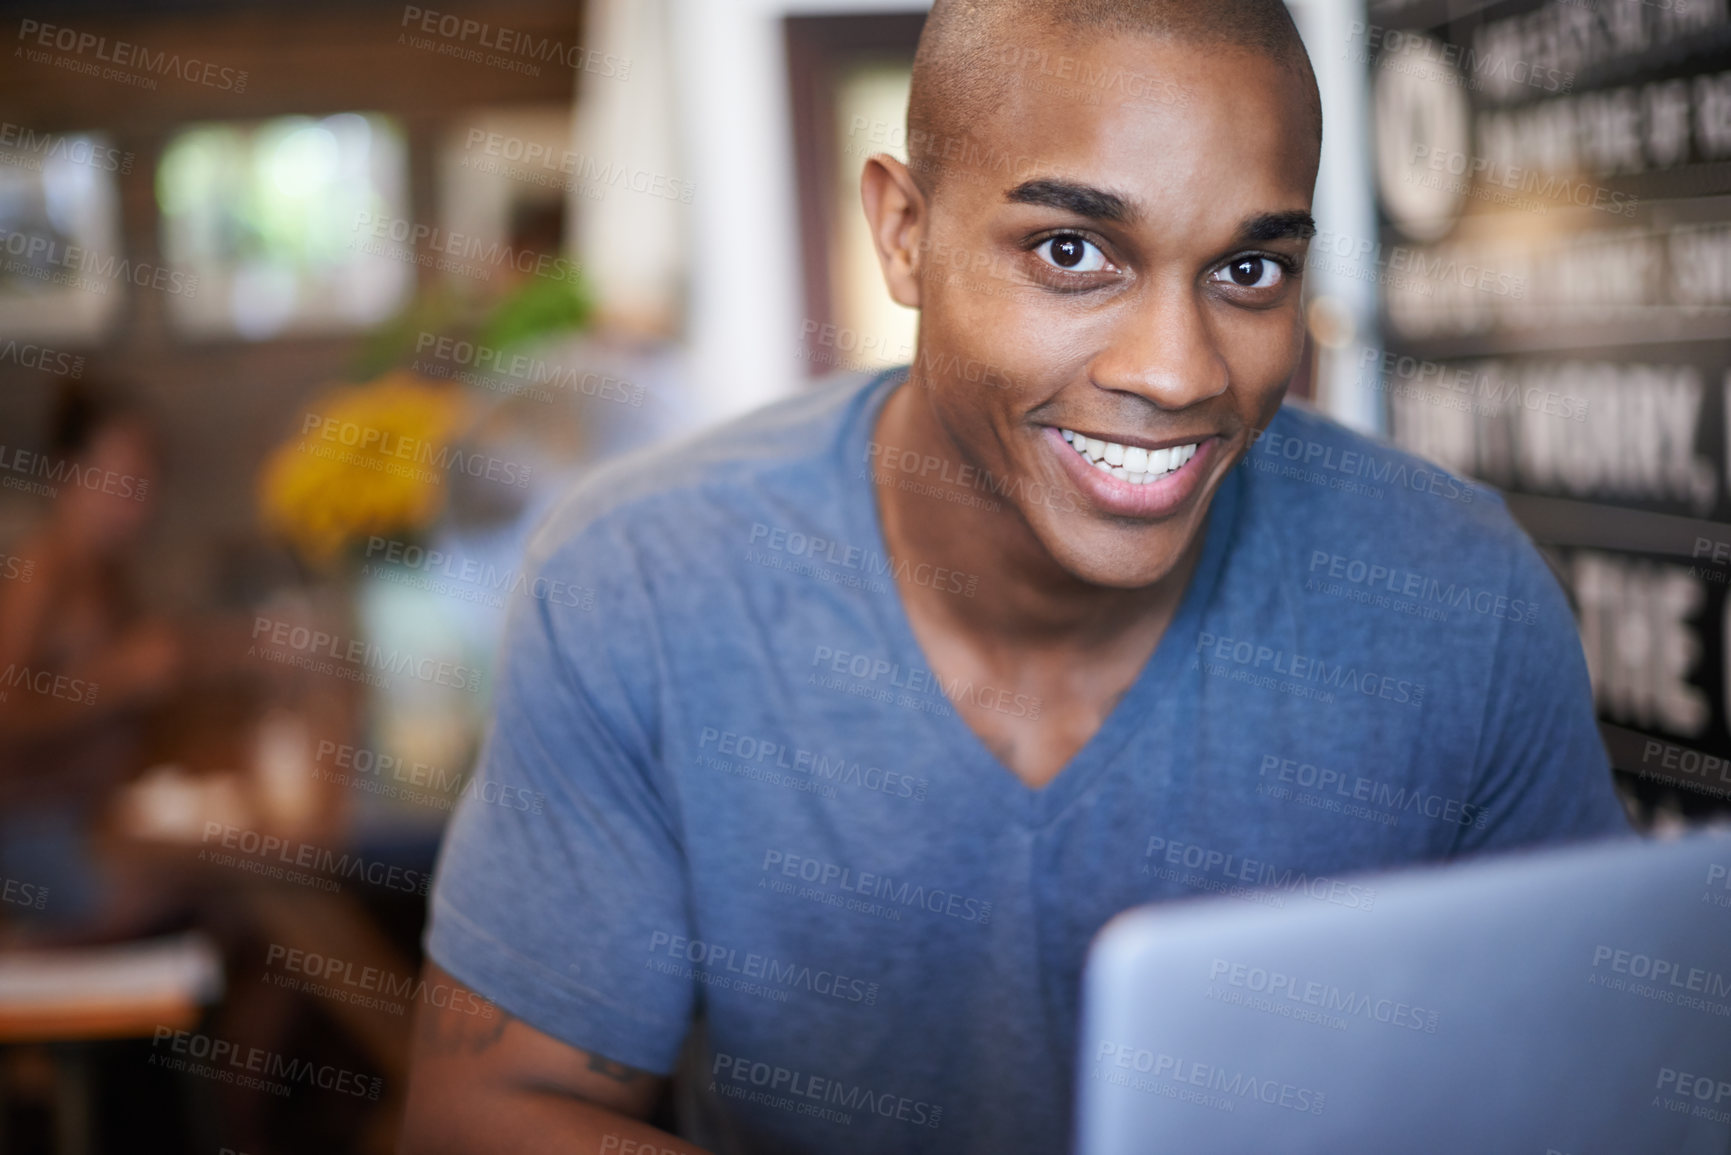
[156,112,411,338]
[785,13,924,381]
[0,130,124,341]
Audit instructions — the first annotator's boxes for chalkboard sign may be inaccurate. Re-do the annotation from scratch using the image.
[1361,0,1731,810]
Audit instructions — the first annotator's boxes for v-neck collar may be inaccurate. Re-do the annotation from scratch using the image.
[839,366,1243,829]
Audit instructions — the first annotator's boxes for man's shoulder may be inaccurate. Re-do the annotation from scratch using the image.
[1246,401,1531,567]
[522,368,885,575]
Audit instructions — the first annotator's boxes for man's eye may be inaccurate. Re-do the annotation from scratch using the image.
[1035,235,1109,273]
[1212,256,1285,289]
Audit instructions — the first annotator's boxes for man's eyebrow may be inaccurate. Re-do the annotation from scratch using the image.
[1003,189,1315,244]
[1238,211,1316,243]
[1004,179,1138,225]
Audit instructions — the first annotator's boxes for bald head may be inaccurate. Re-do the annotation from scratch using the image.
[906,0,1322,195]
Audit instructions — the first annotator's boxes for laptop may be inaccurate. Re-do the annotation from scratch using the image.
[1075,828,1731,1155]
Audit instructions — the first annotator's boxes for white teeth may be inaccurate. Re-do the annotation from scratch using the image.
[1057,428,1199,486]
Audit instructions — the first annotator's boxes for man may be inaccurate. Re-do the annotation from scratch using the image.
[401,1,1631,1152]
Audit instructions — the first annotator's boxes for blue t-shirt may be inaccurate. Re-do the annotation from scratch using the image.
[425,365,1631,1155]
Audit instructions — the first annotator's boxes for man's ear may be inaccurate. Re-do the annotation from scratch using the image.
[859,154,925,311]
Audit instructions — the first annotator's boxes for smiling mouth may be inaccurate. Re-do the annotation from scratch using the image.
[1059,428,1203,486]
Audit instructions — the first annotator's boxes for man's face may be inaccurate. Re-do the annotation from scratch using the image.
[905,32,1321,589]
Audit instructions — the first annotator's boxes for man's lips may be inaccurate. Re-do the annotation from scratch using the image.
[1058,424,1217,483]
[1043,425,1220,518]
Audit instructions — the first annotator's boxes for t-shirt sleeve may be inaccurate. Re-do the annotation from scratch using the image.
[423,518,695,1074]
[1449,536,1634,857]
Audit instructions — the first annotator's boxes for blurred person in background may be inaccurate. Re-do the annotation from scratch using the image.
[400,1,1632,1152]
[0,378,186,940]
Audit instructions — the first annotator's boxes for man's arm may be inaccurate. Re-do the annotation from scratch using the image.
[399,961,711,1155]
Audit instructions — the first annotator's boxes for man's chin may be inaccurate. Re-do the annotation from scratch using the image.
[1034,524,1196,591]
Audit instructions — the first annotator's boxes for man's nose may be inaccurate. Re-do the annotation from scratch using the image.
[1085,282,1229,409]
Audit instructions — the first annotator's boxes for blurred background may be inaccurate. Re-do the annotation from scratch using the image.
[0,0,1725,1149]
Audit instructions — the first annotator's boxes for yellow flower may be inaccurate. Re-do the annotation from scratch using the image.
[259,372,473,567]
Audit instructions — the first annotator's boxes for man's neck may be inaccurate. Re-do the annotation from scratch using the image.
[869,372,1206,665]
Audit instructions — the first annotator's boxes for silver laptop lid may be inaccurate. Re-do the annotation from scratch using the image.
[1076,829,1731,1155]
